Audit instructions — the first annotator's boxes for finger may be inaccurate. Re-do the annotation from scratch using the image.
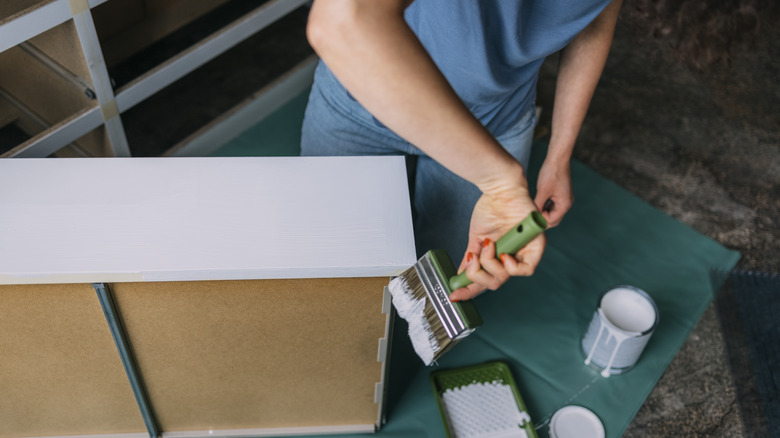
[457,238,487,274]
[461,248,484,286]
[462,259,502,291]
[499,251,537,276]
[535,196,557,227]
[533,191,550,212]
[544,209,560,228]
[499,252,521,273]
[449,283,487,302]
[511,234,546,275]
[498,250,534,276]
[449,252,487,302]
[478,238,509,285]
[457,241,502,291]
[456,251,477,276]
[545,198,572,228]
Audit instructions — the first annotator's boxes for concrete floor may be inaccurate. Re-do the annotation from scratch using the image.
[115,2,778,436]
[536,7,779,437]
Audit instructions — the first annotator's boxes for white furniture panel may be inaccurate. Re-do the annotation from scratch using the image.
[0,156,416,283]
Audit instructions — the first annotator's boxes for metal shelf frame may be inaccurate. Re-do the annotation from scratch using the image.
[1,0,312,158]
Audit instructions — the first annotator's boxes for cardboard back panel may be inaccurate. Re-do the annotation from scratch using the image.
[0,283,146,437]
[110,278,389,431]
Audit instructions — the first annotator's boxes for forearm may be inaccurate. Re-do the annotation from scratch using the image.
[307,0,525,193]
[548,0,622,165]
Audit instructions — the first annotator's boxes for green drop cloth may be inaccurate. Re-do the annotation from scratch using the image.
[214,103,739,437]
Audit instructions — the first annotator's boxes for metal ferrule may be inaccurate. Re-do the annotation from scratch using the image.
[415,253,471,339]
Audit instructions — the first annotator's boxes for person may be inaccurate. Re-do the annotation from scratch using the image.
[301,0,622,302]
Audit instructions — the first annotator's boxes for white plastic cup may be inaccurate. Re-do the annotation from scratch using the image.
[549,405,605,438]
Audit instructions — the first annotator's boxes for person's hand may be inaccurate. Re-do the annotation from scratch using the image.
[533,158,573,228]
[448,177,546,302]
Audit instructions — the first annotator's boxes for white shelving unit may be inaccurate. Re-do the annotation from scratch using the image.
[0,155,416,437]
[0,0,315,158]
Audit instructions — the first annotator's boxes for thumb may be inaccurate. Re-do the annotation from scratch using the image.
[533,196,555,224]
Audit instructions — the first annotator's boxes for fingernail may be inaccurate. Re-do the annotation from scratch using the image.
[450,296,460,303]
[482,238,492,248]
[499,253,507,264]
[467,252,474,262]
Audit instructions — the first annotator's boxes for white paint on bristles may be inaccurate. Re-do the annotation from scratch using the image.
[440,381,531,438]
[387,275,438,365]
[0,157,416,284]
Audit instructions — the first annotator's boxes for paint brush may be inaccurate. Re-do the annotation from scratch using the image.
[388,212,547,365]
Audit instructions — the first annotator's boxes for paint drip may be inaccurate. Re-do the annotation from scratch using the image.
[581,286,658,377]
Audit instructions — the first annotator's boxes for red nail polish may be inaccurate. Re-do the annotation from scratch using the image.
[450,297,460,303]
[482,238,491,248]
[467,252,474,262]
[499,253,507,264]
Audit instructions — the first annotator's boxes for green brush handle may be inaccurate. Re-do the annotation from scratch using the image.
[448,211,547,291]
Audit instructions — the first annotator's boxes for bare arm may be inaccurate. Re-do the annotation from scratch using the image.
[535,0,623,226]
[308,0,544,300]
[307,0,525,193]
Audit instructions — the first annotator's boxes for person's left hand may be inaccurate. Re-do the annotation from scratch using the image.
[533,158,573,228]
[448,181,546,302]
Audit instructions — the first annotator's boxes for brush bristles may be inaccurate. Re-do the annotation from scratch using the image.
[424,295,456,362]
[388,266,456,365]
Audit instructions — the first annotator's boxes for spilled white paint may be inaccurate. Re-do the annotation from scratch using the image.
[583,318,634,378]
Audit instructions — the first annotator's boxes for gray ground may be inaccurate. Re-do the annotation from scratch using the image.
[537,7,779,437]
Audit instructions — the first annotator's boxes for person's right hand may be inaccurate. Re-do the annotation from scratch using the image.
[534,156,573,227]
[448,175,546,302]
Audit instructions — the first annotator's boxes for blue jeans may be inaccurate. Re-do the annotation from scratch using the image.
[301,62,536,261]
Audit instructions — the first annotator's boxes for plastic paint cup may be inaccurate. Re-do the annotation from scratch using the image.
[549,405,605,438]
[581,285,658,377]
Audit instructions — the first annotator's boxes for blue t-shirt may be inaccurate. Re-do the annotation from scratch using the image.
[404,0,612,135]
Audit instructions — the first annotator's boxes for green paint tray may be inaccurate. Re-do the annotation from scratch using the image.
[431,361,539,438]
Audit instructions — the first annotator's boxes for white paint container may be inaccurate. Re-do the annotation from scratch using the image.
[581,286,658,377]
